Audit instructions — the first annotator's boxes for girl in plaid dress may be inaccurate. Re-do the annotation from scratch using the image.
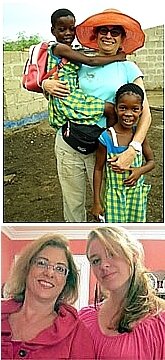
[92,83,155,222]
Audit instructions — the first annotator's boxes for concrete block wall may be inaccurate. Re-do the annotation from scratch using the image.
[128,25,164,90]
[3,25,164,127]
[4,50,48,127]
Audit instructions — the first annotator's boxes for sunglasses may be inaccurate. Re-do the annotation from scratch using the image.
[98,27,122,37]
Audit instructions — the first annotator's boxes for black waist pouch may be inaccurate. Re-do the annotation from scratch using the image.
[62,120,105,155]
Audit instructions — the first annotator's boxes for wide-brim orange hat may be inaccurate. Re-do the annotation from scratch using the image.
[76,9,145,54]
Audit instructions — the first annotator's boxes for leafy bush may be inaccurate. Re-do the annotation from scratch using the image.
[3,32,43,51]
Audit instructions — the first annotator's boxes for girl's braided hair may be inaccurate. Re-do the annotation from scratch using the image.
[115,83,144,105]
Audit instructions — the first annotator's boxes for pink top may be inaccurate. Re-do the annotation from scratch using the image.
[79,305,165,360]
[2,299,95,359]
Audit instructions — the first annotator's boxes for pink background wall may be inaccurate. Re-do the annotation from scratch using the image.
[2,231,165,303]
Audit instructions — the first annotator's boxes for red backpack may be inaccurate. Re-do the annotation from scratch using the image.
[22,42,67,93]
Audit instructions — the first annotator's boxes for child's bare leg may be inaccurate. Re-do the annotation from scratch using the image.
[104,102,117,127]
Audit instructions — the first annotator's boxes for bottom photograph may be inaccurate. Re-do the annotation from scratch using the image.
[1,224,165,360]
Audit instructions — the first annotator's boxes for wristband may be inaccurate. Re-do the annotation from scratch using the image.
[41,79,46,90]
[129,141,142,154]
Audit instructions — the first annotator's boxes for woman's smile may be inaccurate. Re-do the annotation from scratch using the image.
[37,279,55,289]
[101,39,115,45]
[102,271,117,280]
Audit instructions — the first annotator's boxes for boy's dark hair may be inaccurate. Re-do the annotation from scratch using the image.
[51,9,75,26]
[115,83,144,105]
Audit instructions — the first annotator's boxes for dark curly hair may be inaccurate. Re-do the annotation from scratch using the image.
[115,83,144,105]
[51,9,75,26]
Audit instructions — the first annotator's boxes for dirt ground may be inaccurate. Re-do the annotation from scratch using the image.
[4,108,164,223]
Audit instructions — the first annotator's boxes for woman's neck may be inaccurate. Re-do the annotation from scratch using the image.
[98,50,117,56]
[99,295,124,334]
[105,292,124,312]
[20,294,55,321]
[104,281,129,311]
[9,295,57,342]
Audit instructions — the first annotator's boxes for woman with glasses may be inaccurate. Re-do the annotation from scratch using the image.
[43,9,151,222]
[79,226,165,359]
[1,234,95,359]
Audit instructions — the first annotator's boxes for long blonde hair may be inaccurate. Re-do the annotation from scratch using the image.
[87,226,165,332]
[5,234,79,310]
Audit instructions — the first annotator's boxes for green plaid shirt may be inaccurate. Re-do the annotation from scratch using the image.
[47,46,105,129]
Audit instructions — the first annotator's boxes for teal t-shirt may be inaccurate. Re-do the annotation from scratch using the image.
[78,61,143,127]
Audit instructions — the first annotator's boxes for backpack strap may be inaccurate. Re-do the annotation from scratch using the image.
[59,57,68,68]
[42,41,68,80]
[50,42,68,69]
[50,57,68,80]
[108,127,119,146]
[42,66,58,80]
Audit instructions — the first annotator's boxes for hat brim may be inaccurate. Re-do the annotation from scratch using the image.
[76,10,145,54]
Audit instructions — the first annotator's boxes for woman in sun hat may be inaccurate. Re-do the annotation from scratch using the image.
[76,8,145,54]
[43,8,151,223]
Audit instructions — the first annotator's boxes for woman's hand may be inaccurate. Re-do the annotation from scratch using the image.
[42,79,70,98]
[108,147,136,172]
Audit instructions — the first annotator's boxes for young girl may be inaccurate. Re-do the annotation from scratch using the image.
[91,83,155,222]
[46,8,125,129]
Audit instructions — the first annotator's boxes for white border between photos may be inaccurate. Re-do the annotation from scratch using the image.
[1,223,165,240]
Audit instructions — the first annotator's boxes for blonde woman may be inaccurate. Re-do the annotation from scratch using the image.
[79,226,165,359]
[2,234,95,359]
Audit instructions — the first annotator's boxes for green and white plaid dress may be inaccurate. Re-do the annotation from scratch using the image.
[47,45,105,129]
[99,127,151,223]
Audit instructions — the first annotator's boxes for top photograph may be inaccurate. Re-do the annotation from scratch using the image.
[3,2,164,223]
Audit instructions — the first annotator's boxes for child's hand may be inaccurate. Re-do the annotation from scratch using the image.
[91,203,104,221]
[123,167,142,186]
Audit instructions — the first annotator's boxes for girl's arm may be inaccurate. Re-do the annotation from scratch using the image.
[138,137,155,174]
[54,43,126,66]
[109,76,152,171]
[91,143,107,218]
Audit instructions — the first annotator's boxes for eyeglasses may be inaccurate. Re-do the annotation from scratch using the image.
[98,27,122,37]
[32,257,69,277]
